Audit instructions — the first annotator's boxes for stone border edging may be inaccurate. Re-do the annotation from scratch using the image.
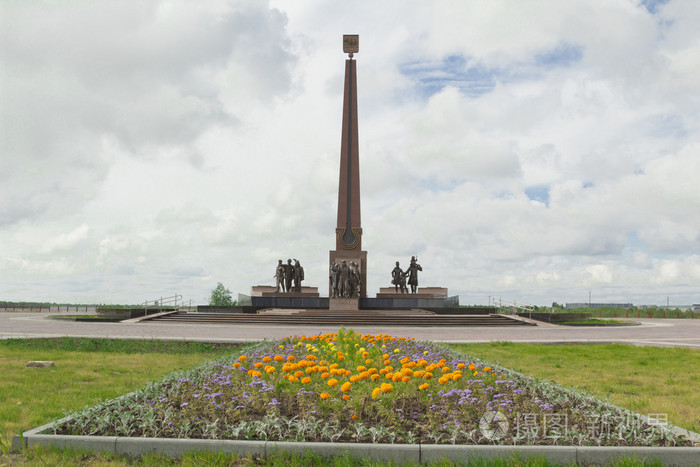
[13,422,700,465]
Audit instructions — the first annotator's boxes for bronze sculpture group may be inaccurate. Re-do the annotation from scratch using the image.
[274,259,304,293]
[391,256,422,294]
[273,255,422,296]
[329,260,361,298]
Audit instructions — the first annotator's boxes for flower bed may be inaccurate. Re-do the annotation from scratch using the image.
[55,328,691,446]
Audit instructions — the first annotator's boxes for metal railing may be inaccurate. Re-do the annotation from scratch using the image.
[491,297,537,318]
[142,294,193,314]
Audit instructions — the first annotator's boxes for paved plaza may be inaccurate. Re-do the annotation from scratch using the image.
[1,312,699,349]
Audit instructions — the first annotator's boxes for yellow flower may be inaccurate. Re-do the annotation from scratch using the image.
[371,388,381,399]
[393,348,400,354]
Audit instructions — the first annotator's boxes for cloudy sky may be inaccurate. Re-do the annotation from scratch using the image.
[2,0,699,306]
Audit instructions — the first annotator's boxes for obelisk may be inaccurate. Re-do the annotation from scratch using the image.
[329,35,367,304]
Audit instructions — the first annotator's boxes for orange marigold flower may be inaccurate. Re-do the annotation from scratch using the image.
[262,356,272,363]
[441,367,450,373]
[265,366,275,374]
[289,376,298,383]
[254,362,264,369]
[294,371,304,378]
[468,364,476,371]
[419,383,429,391]
[321,372,330,379]
[327,378,339,387]
[365,359,373,365]
[233,362,241,368]
[349,375,360,383]
[484,367,492,372]
[357,365,367,372]
[320,392,331,399]
[301,377,311,384]
[341,382,352,392]
[371,388,382,399]
[456,363,465,369]
[424,372,433,380]
[371,374,381,381]
[381,383,393,393]
[343,394,350,400]
[362,351,369,359]
[287,355,295,362]
[401,376,411,383]
[238,355,247,362]
[274,355,285,363]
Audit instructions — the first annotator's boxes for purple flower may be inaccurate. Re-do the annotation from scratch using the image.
[180,402,189,408]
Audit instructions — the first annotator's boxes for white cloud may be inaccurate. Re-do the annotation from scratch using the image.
[1,0,699,306]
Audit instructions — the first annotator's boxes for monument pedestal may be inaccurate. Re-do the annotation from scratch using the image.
[329,298,359,311]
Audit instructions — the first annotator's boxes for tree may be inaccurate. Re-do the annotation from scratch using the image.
[209,282,235,306]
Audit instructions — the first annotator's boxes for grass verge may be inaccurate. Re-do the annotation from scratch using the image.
[0,338,241,450]
[448,342,700,433]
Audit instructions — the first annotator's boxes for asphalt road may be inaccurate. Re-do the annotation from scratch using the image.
[1,312,699,348]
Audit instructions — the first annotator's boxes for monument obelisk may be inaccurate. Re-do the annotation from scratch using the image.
[329,35,367,306]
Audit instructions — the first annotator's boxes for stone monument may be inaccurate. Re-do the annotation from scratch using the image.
[329,35,367,310]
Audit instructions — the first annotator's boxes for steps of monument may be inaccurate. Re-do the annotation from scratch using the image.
[143,312,533,327]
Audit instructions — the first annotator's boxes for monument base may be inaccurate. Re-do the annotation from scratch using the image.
[329,298,359,311]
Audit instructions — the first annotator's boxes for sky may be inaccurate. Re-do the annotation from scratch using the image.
[2,0,699,307]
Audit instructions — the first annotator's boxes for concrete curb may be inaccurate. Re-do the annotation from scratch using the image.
[13,422,700,465]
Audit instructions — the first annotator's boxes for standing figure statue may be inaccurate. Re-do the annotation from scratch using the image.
[329,261,341,298]
[275,259,286,292]
[338,260,350,298]
[284,259,294,293]
[349,261,362,298]
[293,259,304,293]
[405,256,422,294]
[391,261,407,294]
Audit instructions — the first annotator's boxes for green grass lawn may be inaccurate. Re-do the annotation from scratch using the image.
[448,342,700,433]
[0,338,241,451]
